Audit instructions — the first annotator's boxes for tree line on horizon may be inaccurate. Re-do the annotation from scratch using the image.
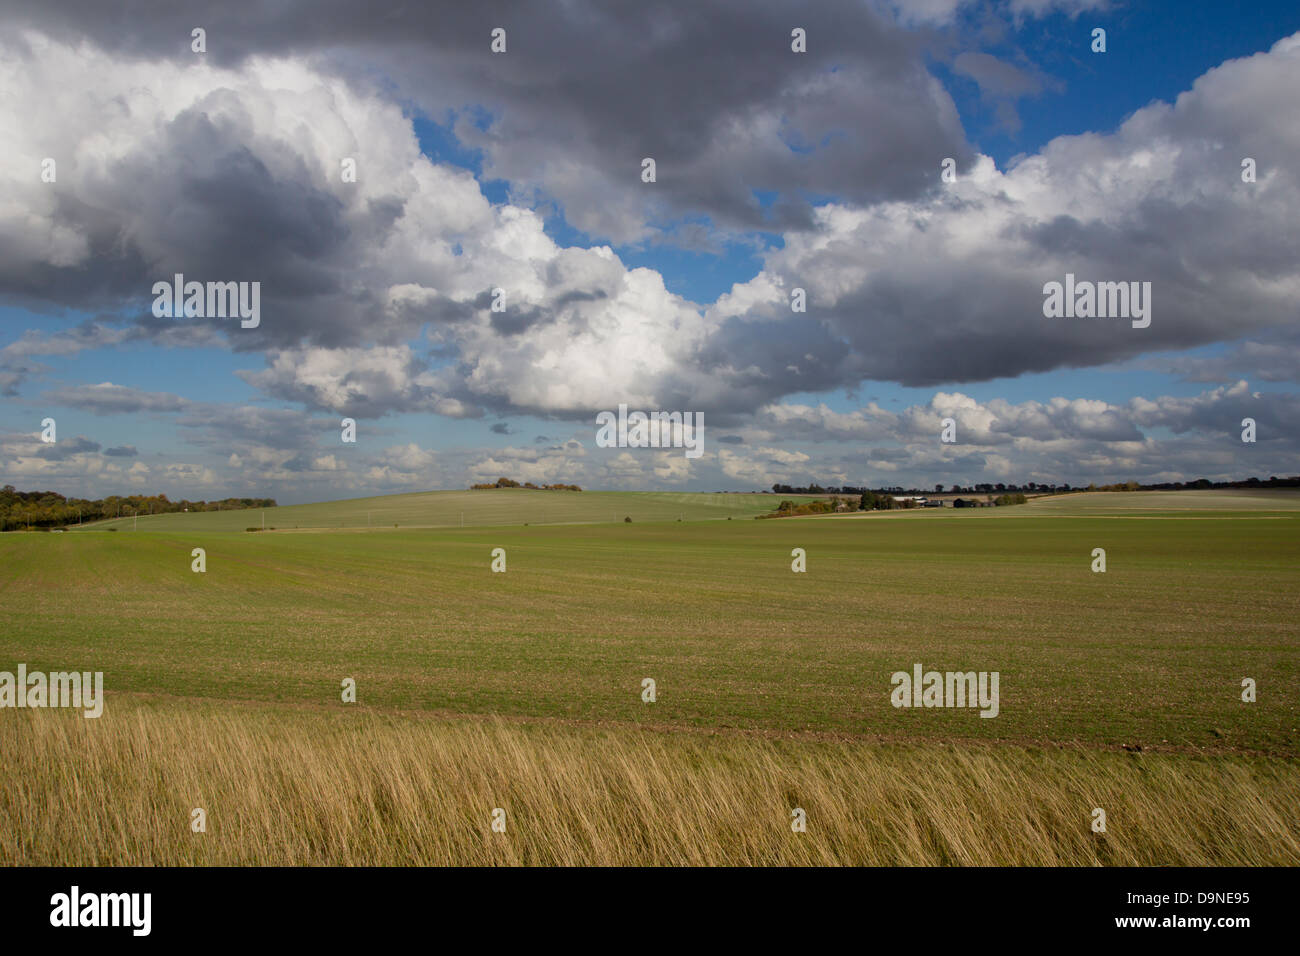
[0,486,276,531]
[768,475,1300,497]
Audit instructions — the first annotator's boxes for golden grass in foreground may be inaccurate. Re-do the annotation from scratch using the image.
[3,698,1297,866]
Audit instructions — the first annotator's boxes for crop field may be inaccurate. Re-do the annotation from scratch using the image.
[1,489,1297,865]
[1017,488,1300,515]
[77,488,780,533]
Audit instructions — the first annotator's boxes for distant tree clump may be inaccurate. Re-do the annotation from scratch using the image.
[470,478,582,491]
[857,491,898,511]
[470,477,521,489]
[763,498,838,518]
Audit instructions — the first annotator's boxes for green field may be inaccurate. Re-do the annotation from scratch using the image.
[1020,488,1300,515]
[3,489,1298,864]
[6,490,1298,750]
[76,488,779,533]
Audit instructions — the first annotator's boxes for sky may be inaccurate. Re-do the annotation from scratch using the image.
[1,0,1298,503]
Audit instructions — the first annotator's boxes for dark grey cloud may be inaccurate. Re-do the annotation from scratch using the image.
[0,321,130,362]
[14,101,396,352]
[1154,331,1300,386]
[36,435,100,460]
[488,304,559,337]
[42,384,191,415]
[953,51,1043,98]
[2,0,973,244]
[711,33,1300,392]
[950,50,1052,132]
[174,404,335,451]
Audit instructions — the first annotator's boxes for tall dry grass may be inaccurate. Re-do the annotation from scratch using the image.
[2,698,1297,866]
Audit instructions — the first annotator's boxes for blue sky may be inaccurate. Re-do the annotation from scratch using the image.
[2,0,1298,501]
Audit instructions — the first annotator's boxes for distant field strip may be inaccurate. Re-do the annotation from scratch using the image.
[76,489,779,533]
[1023,490,1300,513]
